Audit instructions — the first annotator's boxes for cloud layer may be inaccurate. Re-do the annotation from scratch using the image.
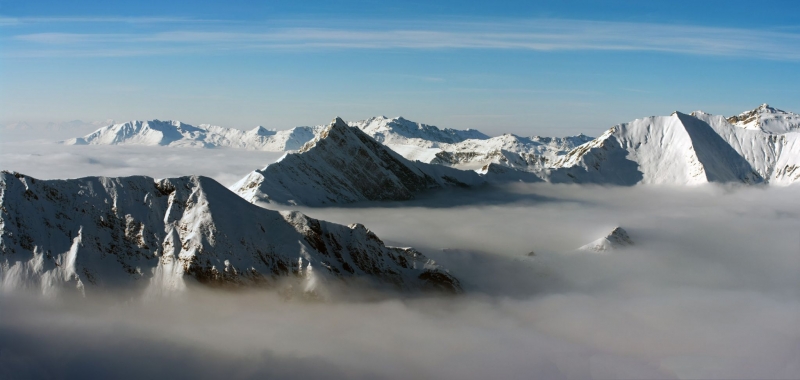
[0,139,283,186]
[4,18,800,60]
[2,177,799,379]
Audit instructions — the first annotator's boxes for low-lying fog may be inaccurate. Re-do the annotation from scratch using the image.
[0,139,284,186]
[1,141,799,379]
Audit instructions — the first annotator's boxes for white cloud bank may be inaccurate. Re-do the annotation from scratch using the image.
[0,140,283,186]
[1,177,799,378]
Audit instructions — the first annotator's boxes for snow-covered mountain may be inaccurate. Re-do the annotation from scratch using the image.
[577,227,634,252]
[358,106,799,187]
[429,134,594,172]
[53,106,800,187]
[547,106,800,185]
[0,171,460,297]
[726,104,800,134]
[350,116,489,146]
[63,120,321,151]
[231,117,485,206]
[350,116,591,175]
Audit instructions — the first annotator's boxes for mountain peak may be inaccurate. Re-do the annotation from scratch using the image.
[727,104,799,134]
[230,117,483,206]
[578,227,634,252]
[248,125,276,136]
[331,117,348,128]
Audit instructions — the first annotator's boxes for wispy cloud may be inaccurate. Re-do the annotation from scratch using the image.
[4,19,800,60]
[0,16,226,25]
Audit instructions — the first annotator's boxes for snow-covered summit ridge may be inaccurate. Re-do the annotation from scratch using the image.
[429,133,594,173]
[546,107,800,186]
[63,119,322,151]
[231,117,485,206]
[578,227,634,252]
[724,104,800,134]
[347,116,593,173]
[0,171,461,297]
[349,116,489,146]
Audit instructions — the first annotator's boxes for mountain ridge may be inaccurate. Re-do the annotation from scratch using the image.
[230,117,485,206]
[63,119,322,151]
[0,171,461,297]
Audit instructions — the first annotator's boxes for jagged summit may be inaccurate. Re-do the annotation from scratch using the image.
[333,116,348,128]
[0,171,461,296]
[231,117,484,206]
[578,227,634,252]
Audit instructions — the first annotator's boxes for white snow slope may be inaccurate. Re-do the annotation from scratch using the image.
[547,105,800,186]
[231,117,485,206]
[0,171,460,296]
[63,120,321,151]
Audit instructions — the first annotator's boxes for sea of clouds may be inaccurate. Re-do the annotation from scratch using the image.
[1,130,799,379]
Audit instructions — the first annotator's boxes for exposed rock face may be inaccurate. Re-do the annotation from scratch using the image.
[0,172,460,296]
[578,227,634,252]
[231,117,484,206]
[63,119,321,151]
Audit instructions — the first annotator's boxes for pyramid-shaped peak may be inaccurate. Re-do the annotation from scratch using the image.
[248,125,276,136]
[331,117,348,128]
[606,227,633,246]
[577,227,634,252]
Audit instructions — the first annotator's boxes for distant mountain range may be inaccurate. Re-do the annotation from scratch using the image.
[63,120,321,151]
[59,104,800,187]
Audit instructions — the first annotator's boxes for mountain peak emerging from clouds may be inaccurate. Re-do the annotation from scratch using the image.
[578,227,634,252]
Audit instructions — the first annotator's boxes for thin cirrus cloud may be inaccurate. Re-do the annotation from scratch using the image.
[0,16,230,25]
[5,18,800,60]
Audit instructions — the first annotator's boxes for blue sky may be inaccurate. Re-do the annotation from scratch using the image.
[1,0,799,136]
